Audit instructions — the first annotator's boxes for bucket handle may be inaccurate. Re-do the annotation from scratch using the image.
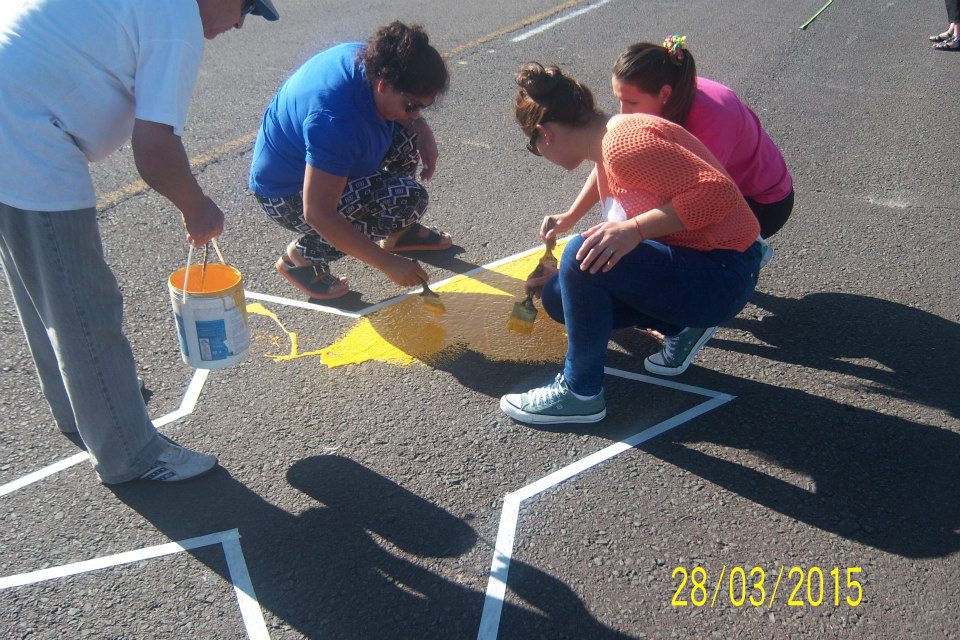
[181,237,227,303]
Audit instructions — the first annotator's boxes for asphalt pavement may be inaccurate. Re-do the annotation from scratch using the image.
[1,1,958,638]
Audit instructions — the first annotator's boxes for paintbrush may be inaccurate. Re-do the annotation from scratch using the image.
[508,220,557,333]
[418,278,445,315]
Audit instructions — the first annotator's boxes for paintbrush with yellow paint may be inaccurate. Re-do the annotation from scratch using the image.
[418,278,445,315]
[508,220,558,334]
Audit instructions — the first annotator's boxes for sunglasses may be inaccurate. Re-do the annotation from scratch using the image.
[526,127,542,156]
[400,91,433,114]
[526,113,548,156]
[241,0,256,16]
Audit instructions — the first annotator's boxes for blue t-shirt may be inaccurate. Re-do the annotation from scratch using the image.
[249,42,394,197]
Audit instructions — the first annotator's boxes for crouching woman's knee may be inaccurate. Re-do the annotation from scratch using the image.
[541,275,564,323]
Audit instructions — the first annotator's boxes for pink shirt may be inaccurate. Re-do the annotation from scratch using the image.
[686,78,793,204]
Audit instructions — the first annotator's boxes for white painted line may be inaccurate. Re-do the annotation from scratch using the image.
[244,290,364,318]
[0,452,90,498]
[511,0,614,42]
[513,393,734,503]
[177,367,210,413]
[0,529,236,589]
[1,369,211,498]
[477,495,521,640]
[477,372,735,640]
[603,366,727,398]
[0,528,269,640]
[153,368,209,428]
[222,535,271,640]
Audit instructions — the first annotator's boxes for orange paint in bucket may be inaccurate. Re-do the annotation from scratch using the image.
[168,263,250,369]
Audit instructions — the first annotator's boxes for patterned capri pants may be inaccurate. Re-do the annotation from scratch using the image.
[256,125,427,270]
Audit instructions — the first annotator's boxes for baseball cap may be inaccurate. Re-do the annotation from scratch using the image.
[248,0,280,21]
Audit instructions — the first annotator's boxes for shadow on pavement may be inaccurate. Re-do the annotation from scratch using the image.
[720,290,960,418]
[112,455,628,639]
[596,290,960,559]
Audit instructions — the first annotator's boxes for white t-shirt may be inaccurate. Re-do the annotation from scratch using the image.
[0,0,204,211]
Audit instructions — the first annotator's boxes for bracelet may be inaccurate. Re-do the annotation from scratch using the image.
[633,216,646,242]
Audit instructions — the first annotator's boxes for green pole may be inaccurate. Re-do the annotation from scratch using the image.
[800,0,835,30]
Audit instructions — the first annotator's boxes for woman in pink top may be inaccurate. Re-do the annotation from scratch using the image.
[560,37,793,244]
[612,37,794,239]
[499,62,761,426]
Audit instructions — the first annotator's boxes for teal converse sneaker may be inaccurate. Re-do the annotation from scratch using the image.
[758,236,774,269]
[500,374,606,424]
[644,326,718,376]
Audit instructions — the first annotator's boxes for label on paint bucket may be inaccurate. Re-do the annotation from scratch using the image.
[187,297,248,361]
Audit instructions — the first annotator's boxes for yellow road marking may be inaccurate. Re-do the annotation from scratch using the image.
[440,0,579,60]
[96,0,586,211]
[97,134,256,211]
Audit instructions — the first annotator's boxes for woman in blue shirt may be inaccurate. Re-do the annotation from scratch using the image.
[250,21,451,298]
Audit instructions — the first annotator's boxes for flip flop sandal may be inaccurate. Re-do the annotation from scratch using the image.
[275,256,349,299]
[381,223,453,252]
[929,31,953,42]
[933,37,960,50]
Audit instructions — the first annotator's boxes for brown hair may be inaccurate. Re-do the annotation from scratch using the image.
[514,62,600,135]
[612,41,697,125]
[362,21,449,97]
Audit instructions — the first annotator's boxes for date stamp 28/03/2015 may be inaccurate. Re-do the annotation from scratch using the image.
[671,566,863,608]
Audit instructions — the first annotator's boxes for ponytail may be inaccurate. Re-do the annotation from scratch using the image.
[612,37,697,125]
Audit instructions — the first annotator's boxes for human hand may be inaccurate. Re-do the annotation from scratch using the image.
[182,195,224,247]
[542,212,578,247]
[576,220,641,274]
[525,263,558,299]
[381,255,430,287]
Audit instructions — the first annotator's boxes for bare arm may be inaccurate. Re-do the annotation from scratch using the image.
[541,167,602,245]
[131,119,223,247]
[302,165,427,286]
[401,117,438,181]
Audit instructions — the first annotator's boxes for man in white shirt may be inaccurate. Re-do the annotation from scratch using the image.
[0,0,279,484]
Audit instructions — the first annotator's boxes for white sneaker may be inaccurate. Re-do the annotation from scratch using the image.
[139,443,218,482]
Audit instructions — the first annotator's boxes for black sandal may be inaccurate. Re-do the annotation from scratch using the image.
[929,31,953,42]
[274,256,349,299]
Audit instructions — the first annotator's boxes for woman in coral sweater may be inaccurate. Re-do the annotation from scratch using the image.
[558,37,792,378]
[499,63,761,425]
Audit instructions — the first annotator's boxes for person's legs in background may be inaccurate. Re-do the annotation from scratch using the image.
[930,0,960,48]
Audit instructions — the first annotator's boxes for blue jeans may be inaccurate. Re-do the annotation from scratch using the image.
[0,202,166,483]
[542,235,761,396]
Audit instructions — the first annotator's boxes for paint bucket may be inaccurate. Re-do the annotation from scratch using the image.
[168,254,249,370]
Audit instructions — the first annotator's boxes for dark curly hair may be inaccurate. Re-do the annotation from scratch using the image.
[612,42,697,125]
[362,21,449,97]
[514,62,600,135]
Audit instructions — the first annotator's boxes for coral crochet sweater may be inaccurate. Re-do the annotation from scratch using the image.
[598,114,759,252]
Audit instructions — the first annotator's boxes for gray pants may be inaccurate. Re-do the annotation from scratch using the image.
[0,202,165,483]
